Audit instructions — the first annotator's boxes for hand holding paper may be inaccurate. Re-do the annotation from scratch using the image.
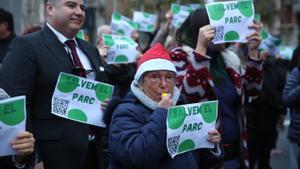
[11,131,35,155]
[207,129,221,144]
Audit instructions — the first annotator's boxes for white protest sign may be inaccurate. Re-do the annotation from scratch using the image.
[0,96,26,157]
[51,73,114,128]
[167,101,218,158]
[111,13,138,37]
[171,4,193,28]
[102,34,138,64]
[205,0,255,44]
[187,3,203,11]
[133,11,158,33]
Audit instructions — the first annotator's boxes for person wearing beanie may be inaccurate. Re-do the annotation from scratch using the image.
[170,8,263,169]
[106,43,221,169]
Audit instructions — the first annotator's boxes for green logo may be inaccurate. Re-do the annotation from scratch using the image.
[200,102,217,123]
[143,13,150,18]
[147,25,155,32]
[117,29,125,36]
[168,106,186,129]
[237,1,253,17]
[178,139,195,153]
[0,99,25,126]
[127,20,138,29]
[57,74,79,93]
[76,30,85,40]
[95,83,113,102]
[225,31,240,41]
[207,4,225,21]
[103,34,115,47]
[114,55,128,63]
[120,37,136,45]
[172,4,181,14]
[67,109,87,122]
[113,13,122,21]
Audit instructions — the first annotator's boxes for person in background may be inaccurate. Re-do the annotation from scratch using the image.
[246,52,288,169]
[107,43,221,169]
[0,8,16,75]
[1,0,107,168]
[150,11,173,48]
[170,8,262,169]
[282,57,300,169]
[96,25,112,62]
[95,24,139,169]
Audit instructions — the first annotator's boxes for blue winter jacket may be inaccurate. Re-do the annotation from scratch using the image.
[282,67,300,143]
[108,91,221,169]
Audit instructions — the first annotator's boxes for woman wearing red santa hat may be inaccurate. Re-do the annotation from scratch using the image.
[105,43,222,169]
[170,8,262,169]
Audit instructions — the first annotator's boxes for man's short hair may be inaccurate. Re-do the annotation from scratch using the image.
[0,8,14,32]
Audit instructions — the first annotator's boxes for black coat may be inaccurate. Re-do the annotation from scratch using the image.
[0,25,104,169]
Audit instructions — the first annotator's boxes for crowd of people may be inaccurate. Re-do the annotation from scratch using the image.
[0,0,299,169]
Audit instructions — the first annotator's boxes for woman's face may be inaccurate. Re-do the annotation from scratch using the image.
[140,70,176,102]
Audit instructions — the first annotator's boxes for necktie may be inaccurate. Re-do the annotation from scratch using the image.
[65,40,94,140]
[65,40,86,77]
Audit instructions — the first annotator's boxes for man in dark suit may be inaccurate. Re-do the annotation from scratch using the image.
[1,0,105,168]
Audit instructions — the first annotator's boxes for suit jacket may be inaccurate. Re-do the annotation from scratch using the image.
[1,25,104,169]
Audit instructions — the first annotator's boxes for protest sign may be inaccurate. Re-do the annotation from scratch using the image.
[102,34,138,64]
[111,13,138,37]
[171,4,193,28]
[51,73,114,127]
[133,11,157,32]
[167,101,218,158]
[0,96,26,156]
[205,0,255,44]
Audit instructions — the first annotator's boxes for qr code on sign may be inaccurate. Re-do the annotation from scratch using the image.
[167,135,180,155]
[213,26,224,43]
[52,97,69,116]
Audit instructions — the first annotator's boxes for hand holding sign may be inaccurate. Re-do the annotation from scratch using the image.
[11,131,35,156]
[195,25,215,56]
[0,96,26,156]
[246,23,262,60]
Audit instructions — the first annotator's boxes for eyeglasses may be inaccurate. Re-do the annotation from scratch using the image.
[145,73,176,84]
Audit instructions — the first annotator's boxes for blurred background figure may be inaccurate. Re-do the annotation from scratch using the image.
[0,8,15,75]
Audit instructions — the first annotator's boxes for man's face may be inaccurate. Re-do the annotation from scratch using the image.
[46,0,86,38]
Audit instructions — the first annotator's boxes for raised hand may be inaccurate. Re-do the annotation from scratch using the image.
[246,22,262,60]
[195,25,215,56]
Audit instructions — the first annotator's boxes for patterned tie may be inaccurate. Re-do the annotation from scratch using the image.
[65,40,86,77]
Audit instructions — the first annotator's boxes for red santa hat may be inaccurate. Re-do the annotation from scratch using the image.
[134,43,177,81]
